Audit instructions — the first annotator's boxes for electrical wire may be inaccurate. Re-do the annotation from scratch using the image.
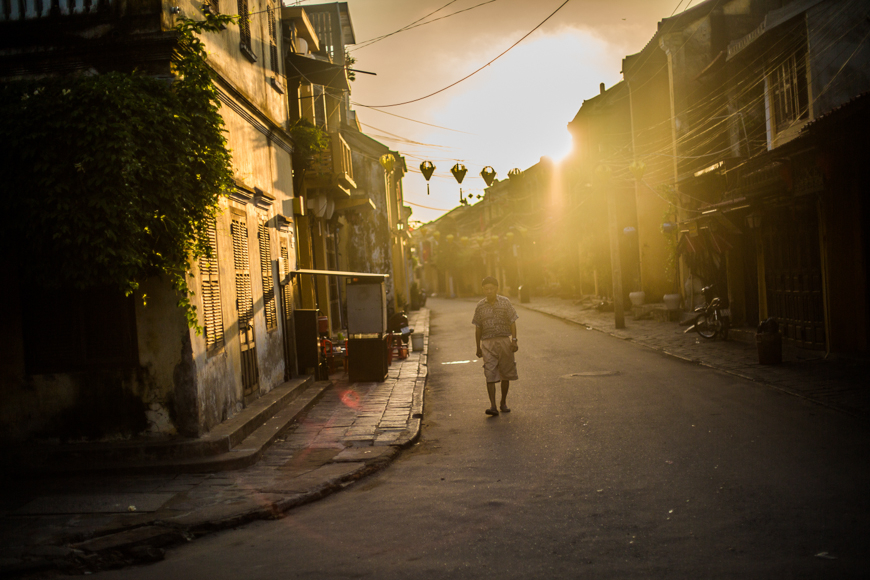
[352,0,501,52]
[355,0,572,108]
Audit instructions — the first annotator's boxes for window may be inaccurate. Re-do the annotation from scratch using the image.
[237,0,256,62]
[259,221,278,330]
[770,46,809,134]
[231,213,254,330]
[268,0,280,77]
[280,241,293,321]
[201,219,224,352]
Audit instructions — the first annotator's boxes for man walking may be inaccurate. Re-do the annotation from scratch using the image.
[472,276,519,416]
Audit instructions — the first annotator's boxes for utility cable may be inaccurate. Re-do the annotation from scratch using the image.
[355,0,572,108]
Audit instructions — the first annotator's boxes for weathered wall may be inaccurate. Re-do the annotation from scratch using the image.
[808,0,870,119]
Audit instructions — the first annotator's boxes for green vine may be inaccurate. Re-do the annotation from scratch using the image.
[0,14,238,332]
[289,119,329,194]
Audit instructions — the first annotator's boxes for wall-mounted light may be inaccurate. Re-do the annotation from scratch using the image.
[170,6,181,14]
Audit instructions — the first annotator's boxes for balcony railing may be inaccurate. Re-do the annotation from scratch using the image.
[308,131,355,196]
[2,0,115,21]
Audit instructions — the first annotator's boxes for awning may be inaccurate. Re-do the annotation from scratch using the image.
[285,53,350,91]
[290,269,388,279]
[335,197,376,213]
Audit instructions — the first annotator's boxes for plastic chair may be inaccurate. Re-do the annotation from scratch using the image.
[321,338,335,374]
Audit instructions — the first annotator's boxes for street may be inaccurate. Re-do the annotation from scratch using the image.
[95,297,870,579]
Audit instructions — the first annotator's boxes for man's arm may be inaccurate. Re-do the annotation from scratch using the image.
[510,322,518,352]
[475,324,483,358]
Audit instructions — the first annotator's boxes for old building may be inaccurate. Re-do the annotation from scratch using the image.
[1,1,299,441]
[711,0,870,352]
[282,2,411,338]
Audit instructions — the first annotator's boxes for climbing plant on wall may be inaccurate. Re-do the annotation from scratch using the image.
[0,14,238,331]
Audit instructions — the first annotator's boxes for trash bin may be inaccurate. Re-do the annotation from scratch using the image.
[756,318,782,365]
[411,332,424,352]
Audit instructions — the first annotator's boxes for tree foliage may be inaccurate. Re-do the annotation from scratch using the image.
[0,14,237,330]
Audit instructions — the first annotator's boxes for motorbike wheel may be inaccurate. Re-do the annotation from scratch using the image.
[695,312,720,339]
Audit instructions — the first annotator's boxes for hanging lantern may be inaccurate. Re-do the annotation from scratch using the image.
[379,153,395,173]
[507,168,522,180]
[420,161,435,195]
[451,163,468,205]
[433,230,441,241]
[629,160,646,181]
[594,164,612,184]
[506,231,515,241]
[480,166,497,187]
[460,236,469,246]
[446,234,454,243]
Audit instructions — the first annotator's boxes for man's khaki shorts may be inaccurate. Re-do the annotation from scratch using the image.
[481,336,518,383]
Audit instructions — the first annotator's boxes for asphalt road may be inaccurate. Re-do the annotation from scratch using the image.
[96,297,870,579]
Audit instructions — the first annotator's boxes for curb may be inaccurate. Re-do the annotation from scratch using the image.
[0,310,431,577]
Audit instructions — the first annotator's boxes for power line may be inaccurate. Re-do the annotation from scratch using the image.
[355,0,572,108]
[352,0,483,52]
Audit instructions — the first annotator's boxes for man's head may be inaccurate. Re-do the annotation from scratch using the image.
[482,276,498,301]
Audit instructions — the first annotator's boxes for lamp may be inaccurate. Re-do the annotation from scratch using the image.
[420,161,435,195]
[480,166,497,187]
[629,160,646,180]
[451,163,467,204]
[380,154,395,173]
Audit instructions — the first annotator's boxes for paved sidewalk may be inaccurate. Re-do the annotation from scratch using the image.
[516,296,870,420]
[0,309,429,577]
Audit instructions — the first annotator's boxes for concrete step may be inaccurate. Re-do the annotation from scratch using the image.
[5,377,330,476]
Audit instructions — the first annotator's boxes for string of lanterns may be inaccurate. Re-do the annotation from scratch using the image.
[417,160,522,206]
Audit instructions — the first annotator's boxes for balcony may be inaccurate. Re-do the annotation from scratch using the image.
[307,131,355,197]
[2,0,119,22]
[1,0,168,70]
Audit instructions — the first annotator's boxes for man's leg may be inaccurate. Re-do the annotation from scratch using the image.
[500,380,510,412]
[486,382,499,415]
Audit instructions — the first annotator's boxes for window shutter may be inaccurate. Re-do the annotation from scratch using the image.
[201,219,224,351]
[232,216,254,330]
[259,222,277,330]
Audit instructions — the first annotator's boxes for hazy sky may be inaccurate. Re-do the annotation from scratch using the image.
[296,0,691,222]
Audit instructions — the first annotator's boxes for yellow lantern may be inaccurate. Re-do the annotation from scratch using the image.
[480,166,497,187]
[629,160,646,181]
[420,161,435,195]
[379,153,395,173]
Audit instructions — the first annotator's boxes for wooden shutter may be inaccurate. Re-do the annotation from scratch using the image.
[232,215,254,330]
[268,0,280,76]
[259,222,277,330]
[200,219,224,352]
[238,0,252,55]
[281,242,293,321]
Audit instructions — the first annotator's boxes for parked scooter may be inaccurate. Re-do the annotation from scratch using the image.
[684,284,730,340]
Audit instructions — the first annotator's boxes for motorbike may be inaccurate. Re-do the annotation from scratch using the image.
[388,312,413,345]
[684,284,730,340]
